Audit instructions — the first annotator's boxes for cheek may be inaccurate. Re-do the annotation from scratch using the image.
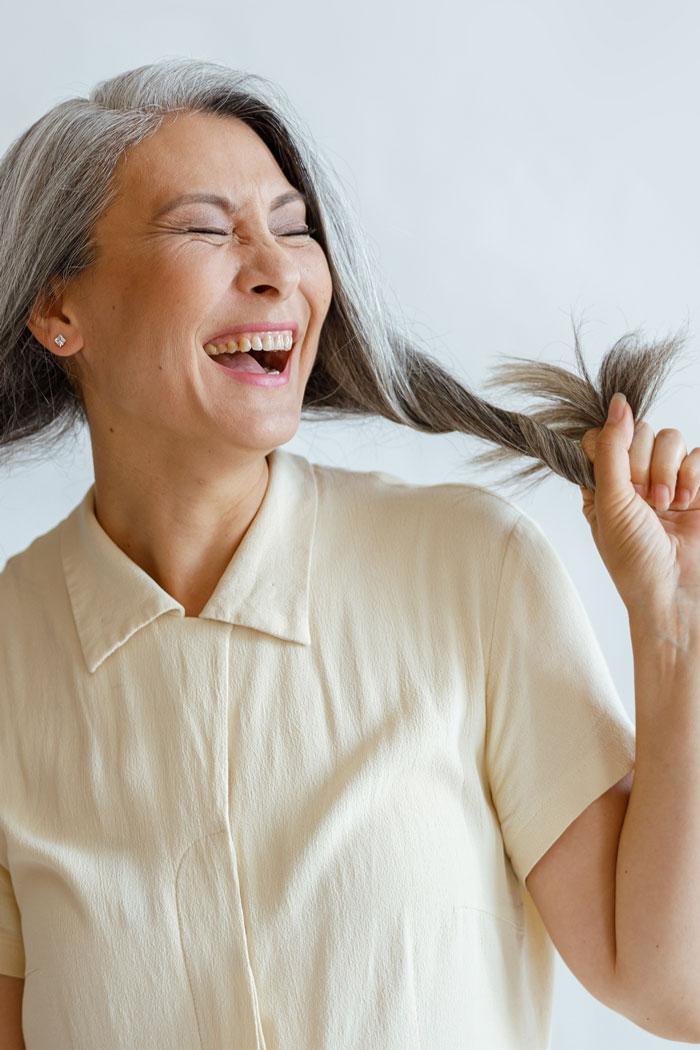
[302,248,333,316]
[114,242,217,318]
[145,261,211,321]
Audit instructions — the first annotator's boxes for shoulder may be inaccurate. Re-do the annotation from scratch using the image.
[0,524,59,591]
[307,458,527,593]
[0,516,66,639]
[309,457,524,542]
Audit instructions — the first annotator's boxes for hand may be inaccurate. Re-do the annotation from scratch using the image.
[579,393,700,616]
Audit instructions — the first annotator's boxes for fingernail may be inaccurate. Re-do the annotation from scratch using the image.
[673,487,691,508]
[654,484,670,511]
[608,392,627,423]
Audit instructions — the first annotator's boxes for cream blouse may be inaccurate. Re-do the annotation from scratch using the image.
[0,447,636,1049]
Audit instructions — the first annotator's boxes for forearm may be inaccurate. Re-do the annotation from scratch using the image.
[614,597,700,1035]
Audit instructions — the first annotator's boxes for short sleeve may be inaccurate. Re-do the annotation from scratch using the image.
[0,862,25,978]
[484,509,636,888]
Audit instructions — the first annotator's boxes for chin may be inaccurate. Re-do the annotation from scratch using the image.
[222,419,301,451]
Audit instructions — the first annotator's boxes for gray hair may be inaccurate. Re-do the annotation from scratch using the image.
[0,57,692,496]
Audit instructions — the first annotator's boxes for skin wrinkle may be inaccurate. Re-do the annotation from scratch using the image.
[27,111,334,616]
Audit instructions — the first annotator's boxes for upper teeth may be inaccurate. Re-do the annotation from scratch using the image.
[204,330,294,355]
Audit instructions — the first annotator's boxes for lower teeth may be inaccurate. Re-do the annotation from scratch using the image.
[266,369,280,375]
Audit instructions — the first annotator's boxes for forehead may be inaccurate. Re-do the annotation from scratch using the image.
[114,110,293,211]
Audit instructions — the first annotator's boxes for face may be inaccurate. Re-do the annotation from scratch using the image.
[31,109,333,461]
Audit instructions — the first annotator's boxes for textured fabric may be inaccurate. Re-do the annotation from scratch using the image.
[0,447,636,1049]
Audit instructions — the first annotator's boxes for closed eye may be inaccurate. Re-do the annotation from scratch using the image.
[186,227,316,237]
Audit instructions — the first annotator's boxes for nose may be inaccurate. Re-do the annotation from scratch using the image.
[233,230,301,299]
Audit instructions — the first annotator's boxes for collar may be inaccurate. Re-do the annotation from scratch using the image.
[60,448,318,674]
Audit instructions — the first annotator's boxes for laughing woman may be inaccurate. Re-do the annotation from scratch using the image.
[1,57,699,1050]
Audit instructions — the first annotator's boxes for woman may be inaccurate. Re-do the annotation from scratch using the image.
[1,57,699,1049]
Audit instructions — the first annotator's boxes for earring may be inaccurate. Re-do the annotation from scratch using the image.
[54,334,66,347]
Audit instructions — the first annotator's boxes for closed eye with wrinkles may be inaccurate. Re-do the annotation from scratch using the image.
[186,226,317,237]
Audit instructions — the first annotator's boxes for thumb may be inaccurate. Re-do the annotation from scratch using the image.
[591,392,635,505]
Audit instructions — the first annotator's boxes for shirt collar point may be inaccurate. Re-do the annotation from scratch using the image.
[61,448,317,673]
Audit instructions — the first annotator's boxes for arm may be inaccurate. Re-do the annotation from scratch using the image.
[0,974,24,1050]
[613,605,700,1036]
[525,606,700,1041]
[526,392,700,1040]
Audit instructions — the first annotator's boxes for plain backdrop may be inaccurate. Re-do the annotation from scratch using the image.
[1,2,699,1047]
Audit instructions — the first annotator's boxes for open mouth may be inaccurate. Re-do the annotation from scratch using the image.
[203,333,298,376]
[212,345,293,375]
[246,347,291,373]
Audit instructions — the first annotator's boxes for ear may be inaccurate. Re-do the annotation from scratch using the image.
[27,277,82,358]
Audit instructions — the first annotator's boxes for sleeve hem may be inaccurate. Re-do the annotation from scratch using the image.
[505,717,636,887]
[0,932,25,978]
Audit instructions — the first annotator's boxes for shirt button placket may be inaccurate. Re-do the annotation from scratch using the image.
[174,623,267,1049]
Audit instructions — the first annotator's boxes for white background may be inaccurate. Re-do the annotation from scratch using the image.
[2,2,699,1046]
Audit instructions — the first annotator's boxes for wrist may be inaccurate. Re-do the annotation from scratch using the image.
[627,594,700,655]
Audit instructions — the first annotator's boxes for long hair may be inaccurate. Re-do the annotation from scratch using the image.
[0,57,691,496]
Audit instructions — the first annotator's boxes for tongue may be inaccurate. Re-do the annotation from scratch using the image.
[216,352,267,373]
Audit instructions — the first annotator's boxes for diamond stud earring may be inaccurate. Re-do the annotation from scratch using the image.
[54,334,66,347]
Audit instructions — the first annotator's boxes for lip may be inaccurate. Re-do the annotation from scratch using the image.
[204,320,299,345]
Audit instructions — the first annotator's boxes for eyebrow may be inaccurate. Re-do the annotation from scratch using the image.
[152,188,307,220]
